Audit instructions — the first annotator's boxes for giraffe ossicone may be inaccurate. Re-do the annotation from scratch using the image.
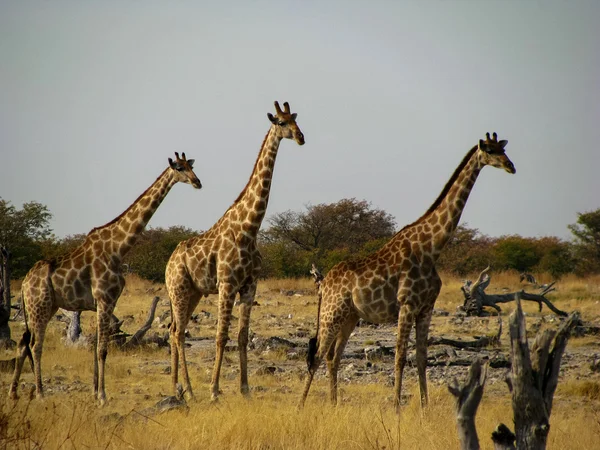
[299,132,515,411]
[165,101,304,401]
[9,152,201,405]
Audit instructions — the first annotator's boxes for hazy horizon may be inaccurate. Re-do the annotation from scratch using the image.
[1,1,598,241]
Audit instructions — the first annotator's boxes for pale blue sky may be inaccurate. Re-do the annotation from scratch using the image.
[1,1,598,240]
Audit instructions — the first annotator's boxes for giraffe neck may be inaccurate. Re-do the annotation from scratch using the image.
[93,168,177,259]
[227,127,282,237]
[422,147,482,256]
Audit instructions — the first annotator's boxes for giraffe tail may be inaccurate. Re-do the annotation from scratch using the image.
[17,285,34,371]
[306,284,323,371]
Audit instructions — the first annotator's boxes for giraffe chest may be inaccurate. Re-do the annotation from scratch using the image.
[185,244,261,294]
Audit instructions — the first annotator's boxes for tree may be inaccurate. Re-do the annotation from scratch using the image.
[437,224,495,276]
[533,237,574,278]
[262,198,396,274]
[568,208,600,274]
[124,226,198,282]
[39,233,86,262]
[493,235,541,273]
[0,198,52,344]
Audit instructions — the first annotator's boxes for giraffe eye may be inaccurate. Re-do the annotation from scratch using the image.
[277,121,286,126]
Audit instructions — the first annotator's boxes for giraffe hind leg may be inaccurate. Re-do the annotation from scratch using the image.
[211,283,236,402]
[172,294,201,400]
[8,329,33,400]
[326,315,358,406]
[298,322,339,409]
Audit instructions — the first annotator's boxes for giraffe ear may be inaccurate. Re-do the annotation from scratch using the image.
[168,157,175,168]
[187,159,195,168]
[291,113,297,120]
[267,113,277,124]
[498,140,508,149]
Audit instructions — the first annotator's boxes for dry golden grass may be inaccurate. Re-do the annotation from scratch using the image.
[2,271,600,449]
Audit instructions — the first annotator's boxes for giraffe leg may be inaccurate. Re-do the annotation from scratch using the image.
[326,315,358,405]
[30,310,56,400]
[95,304,113,406]
[93,333,98,398]
[211,283,236,402]
[415,307,434,407]
[394,301,415,413]
[298,321,339,409]
[9,328,34,400]
[237,283,256,397]
[169,319,180,396]
[175,298,200,400]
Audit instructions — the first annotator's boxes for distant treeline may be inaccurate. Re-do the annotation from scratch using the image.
[2,197,599,282]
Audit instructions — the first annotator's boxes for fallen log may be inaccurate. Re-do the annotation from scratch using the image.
[57,296,163,349]
[429,313,503,349]
[461,267,567,317]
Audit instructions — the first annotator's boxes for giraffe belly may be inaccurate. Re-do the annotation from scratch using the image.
[54,288,96,311]
[353,289,399,324]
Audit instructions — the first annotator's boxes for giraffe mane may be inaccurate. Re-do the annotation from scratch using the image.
[392,145,478,236]
[88,167,170,234]
[226,130,271,211]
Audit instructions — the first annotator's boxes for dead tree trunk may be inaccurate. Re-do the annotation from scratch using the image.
[65,311,82,345]
[506,296,579,449]
[120,296,160,350]
[448,359,488,450]
[461,267,567,317]
[0,247,12,345]
[450,296,578,450]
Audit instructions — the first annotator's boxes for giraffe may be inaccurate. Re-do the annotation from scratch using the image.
[9,152,201,405]
[299,132,515,411]
[166,101,304,401]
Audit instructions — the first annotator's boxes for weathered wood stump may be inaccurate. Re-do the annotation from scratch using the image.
[449,295,578,450]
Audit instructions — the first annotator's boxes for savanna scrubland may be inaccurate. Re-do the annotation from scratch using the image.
[2,271,599,449]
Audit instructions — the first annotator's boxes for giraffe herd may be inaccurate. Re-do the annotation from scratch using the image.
[7,102,515,413]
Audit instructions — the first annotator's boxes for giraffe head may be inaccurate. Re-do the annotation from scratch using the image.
[267,101,305,145]
[477,132,515,174]
[168,152,202,188]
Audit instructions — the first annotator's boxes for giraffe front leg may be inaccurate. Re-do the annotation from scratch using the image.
[92,335,99,399]
[237,283,256,397]
[211,283,236,402]
[95,305,113,406]
[169,320,180,397]
[394,301,414,413]
[415,307,434,408]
